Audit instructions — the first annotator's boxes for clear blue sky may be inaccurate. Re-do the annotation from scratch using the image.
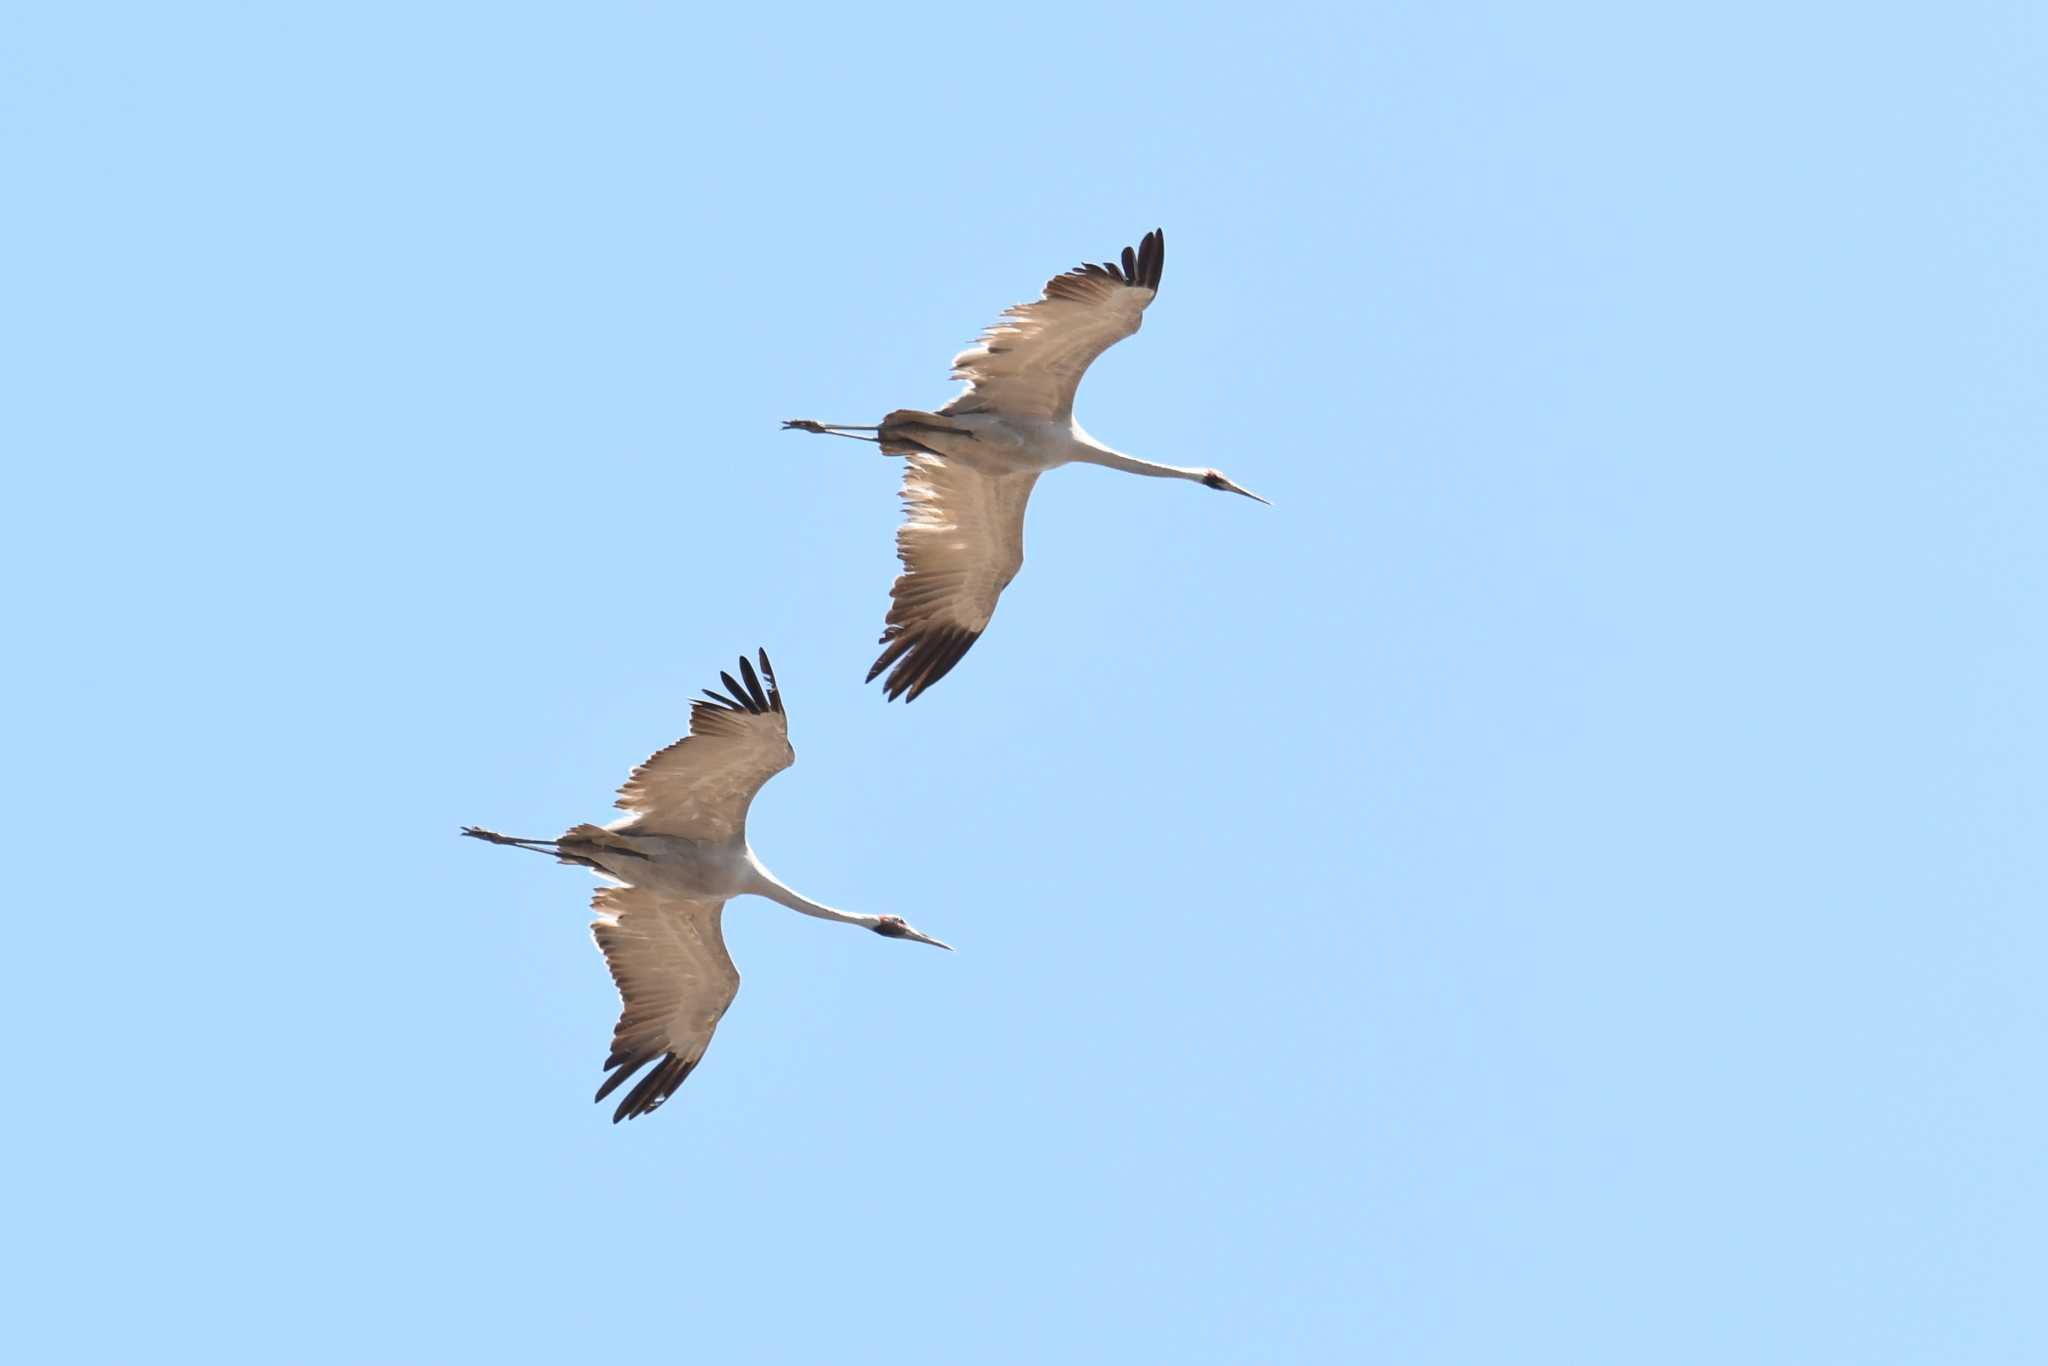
[4,3,2042,1361]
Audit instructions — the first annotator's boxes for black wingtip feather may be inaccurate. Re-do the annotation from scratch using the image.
[1043,230,1166,301]
[695,651,786,716]
[867,632,913,685]
[599,1053,697,1123]
[594,1056,643,1105]
[736,655,768,712]
[717,671,760,714]
[869,625,981,702]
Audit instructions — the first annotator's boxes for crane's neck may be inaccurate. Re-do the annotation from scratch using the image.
[1067,432,1207,484]
[745,859,875,930]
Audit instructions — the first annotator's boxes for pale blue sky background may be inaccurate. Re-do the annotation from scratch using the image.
[4,3,2043,1361]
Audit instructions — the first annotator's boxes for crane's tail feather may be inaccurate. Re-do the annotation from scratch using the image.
[556,823,650,868]
[878,409,972,458]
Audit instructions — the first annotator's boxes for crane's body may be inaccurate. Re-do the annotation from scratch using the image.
[484,824,890,930]
[860,410,1152,478]
[786,228,1267,702]
[463,651,949,1122]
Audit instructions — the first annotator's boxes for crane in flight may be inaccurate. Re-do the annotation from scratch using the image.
[463,650,951,1122]
[786,228,1268,702]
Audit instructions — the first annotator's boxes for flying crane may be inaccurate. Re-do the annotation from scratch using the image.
[464,650,950,1122]
[787,229,1267,702]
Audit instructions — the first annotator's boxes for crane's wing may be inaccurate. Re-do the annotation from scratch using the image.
[589,885,740,1123]
[612,650,792,841]
[868,456,1040,702]
[940,229,1165,420]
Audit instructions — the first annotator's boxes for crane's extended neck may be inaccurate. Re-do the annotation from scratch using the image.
[745,861,876,929]
[1069,431,1270,504]
[1069,435,1209,484]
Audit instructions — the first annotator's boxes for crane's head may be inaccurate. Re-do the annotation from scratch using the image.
[1200,469,1271,505]
[872,915,954,951]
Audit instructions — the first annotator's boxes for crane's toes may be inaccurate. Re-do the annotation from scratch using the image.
[782,419,826,433]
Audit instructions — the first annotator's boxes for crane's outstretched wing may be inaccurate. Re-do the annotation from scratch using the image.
[868,456,1040,702]
[589,885,740,1123]
[612,650,792,840]
[940,229,1164,420]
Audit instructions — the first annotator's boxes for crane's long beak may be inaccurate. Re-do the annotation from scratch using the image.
[906,926,954,951]
[1221,477,1271,505]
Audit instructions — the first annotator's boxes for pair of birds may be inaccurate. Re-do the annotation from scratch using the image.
[466,230,1267,1121]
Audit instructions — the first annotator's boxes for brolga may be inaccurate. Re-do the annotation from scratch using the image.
[785,228,1268,702]
[462,650,951,1122]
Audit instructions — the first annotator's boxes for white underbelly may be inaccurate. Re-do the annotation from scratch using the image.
[606,834,752,900]
[935,414,1073,475]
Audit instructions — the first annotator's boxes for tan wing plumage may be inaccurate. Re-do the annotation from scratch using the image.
[867,455,1040,702]
[941,229,1165,420]
[589,885,740,1123]
[612,650,792,840]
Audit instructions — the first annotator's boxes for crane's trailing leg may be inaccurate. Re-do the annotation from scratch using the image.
[782,413,981,457]
[461,826,559,852]
[782,419,880,443]
[461,824,648,872]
